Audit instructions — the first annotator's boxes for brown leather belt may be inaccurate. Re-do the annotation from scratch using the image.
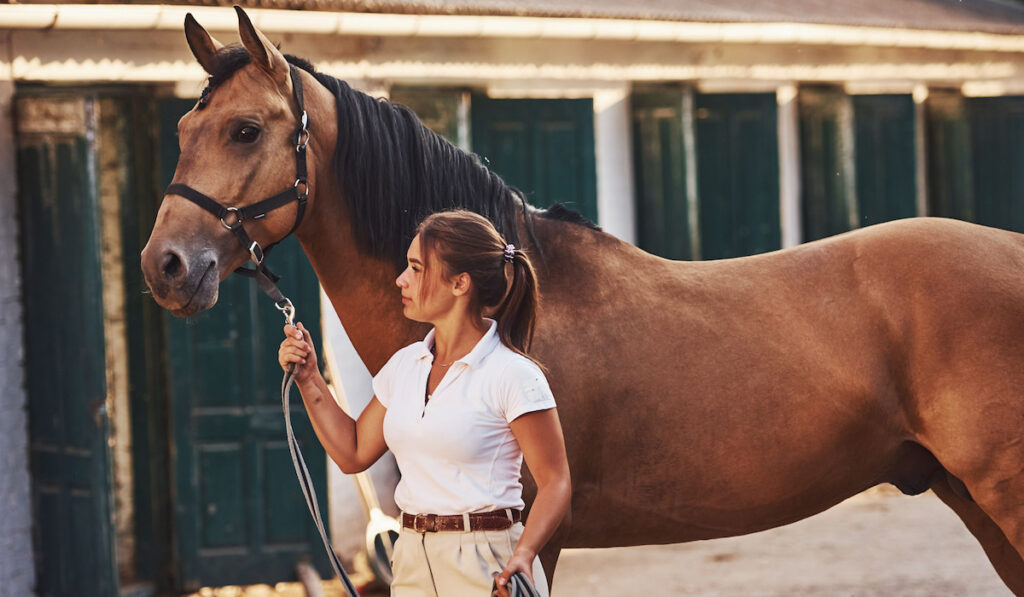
[402,509,522,533]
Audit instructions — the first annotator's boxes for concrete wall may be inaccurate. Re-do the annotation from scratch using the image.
[0,31,37,596]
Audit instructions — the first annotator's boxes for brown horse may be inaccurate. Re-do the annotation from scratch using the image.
[142,9,1024,594]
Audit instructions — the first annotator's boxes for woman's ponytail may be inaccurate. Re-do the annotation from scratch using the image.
[492,247,540,360]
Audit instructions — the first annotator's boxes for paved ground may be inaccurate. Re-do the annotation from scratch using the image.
[191,487,1012,596]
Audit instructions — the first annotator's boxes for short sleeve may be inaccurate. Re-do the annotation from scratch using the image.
[499,357,557,423]
[371,350,402,408]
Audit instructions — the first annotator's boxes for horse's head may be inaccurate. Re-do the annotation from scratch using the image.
[142,8,314,317]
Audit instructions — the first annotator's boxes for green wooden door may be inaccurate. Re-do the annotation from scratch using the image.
[631,88,693,260]
[159,98,330,590]
[852,95,917,226]
[969,96,1024,233]
[799,87,854,242]
[694,93,780,259]
[470,95,597,222]
[16,95,118,596]
[927,92,975,223]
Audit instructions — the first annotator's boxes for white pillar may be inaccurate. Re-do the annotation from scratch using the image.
[322,290,400,566]
[777,84,802,249]
[594,84,636,244]
[0,32,37,596]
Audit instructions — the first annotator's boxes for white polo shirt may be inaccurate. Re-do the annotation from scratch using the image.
[372,319,556,515]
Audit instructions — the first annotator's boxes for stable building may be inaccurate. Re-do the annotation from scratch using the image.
[2,0,1024,594]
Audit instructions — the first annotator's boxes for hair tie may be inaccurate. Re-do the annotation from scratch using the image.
[503,244,516,263]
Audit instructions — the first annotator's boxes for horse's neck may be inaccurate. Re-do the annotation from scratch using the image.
[296,196,422,373]
[294,74,423,374]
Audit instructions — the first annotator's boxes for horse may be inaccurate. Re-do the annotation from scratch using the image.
[141,8,1024,594]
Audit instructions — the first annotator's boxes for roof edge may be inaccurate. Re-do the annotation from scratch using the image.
[3,4,1024,52]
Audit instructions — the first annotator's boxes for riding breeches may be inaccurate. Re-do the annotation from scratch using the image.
[390,522,548,597]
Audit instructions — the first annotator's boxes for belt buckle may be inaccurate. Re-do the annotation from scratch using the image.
[413,514,437,533]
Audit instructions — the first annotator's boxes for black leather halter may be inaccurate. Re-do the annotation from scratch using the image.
[165,64,310,308]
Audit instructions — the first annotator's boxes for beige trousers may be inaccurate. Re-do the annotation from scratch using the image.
[391,522,549,597]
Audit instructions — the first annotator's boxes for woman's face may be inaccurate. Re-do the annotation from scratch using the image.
[396,234,455,322]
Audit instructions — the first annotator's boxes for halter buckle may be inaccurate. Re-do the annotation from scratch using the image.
[248,241,265,265]
[276,298,296,327]
[294,178,309,200]
[295,112,310,152]
[221,207,242,230]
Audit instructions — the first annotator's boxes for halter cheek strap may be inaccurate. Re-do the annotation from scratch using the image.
[164,64,310,301]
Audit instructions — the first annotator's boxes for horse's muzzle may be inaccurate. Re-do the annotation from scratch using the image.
[141,242,220,316]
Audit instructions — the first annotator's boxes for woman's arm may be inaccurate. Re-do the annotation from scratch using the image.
[495,408,572,595]
[279,322,389,473]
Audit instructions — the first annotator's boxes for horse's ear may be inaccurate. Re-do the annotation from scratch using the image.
[235,6,289,85]
[184,13,223,76]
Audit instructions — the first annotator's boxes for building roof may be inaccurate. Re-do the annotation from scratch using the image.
[131,0,1024,35]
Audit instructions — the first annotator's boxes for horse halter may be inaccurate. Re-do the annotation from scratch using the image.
[164,64,310,314]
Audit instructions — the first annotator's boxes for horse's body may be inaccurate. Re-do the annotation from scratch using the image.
[142,10,1024,594]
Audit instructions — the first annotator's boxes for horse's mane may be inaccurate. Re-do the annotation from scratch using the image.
[204,45,600,269]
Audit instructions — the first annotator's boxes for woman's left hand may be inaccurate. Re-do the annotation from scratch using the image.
[493,549,536,597]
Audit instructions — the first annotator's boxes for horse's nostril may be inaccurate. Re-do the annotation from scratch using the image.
[162,251,185,281]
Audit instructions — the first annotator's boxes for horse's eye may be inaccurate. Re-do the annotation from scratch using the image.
[234,125,260,143]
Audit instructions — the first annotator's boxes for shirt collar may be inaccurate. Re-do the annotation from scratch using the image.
[415,318,500,369]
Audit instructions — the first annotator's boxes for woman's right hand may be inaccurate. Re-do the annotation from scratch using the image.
[279,322,319,385]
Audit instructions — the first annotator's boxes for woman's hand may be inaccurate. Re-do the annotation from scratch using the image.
[278,322,319,385]
[493,549,536,597]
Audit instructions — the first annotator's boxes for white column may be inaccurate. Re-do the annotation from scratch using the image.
[593,84,636,244]
[777,84,802,248]
[0,32,37,595]
[322,289,400,565]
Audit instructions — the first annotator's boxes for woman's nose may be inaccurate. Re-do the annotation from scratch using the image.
[395,274,405,288]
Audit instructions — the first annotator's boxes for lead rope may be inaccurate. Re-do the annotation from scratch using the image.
[278,301,361,597]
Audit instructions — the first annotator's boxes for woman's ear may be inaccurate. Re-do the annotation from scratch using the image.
[452,273,472,297]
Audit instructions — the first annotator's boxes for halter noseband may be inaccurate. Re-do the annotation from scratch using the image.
[164,64,310,305]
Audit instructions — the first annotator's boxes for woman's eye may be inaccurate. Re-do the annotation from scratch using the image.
[234,125,260,143]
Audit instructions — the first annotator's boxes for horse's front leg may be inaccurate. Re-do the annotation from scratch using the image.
[932,475,1024,595]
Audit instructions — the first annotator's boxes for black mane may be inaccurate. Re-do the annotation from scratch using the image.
[205,45,599,268]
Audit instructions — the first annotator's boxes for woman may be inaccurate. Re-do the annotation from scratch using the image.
[279,209,571,596]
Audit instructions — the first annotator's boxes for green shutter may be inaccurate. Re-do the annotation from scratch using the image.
[16,95,119,597]
[853,95,917,226]
[694,93,780,259]
[969,96,1024,233]
[799,87,854,241]
[470,95,597,222]
[631,87,692,260]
